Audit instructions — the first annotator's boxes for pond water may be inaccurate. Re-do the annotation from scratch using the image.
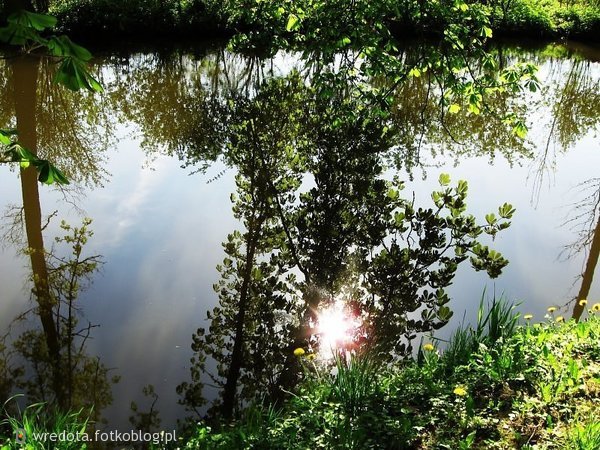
[0,41,599,437]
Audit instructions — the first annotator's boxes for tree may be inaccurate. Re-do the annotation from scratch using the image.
[178,72,514,421]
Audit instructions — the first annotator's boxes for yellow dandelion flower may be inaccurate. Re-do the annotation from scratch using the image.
[592,303,600,312]
[547,306,557,313]
[555,316,564,322]
[293,348,305,357]
[423,343,435,352]
[579,299,587,306]
[523,314,533,320]
[453,386,468,397]
[307,354,316,361]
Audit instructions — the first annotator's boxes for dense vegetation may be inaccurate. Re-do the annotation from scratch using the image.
[1,1,599,449]
[184,302,600,449]
[1,0,598,42]
[2,301,599,448]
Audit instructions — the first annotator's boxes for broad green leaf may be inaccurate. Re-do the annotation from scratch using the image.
[47,35,92,61]
[49,165,69,184]
[438,306,453,321]
[15,144,37,161]
[449,104,461,114]
[0,129,15,145]
[337,36,351,47]
[8,10,57,31]
[55,57,103,92]
[409,67,421,78]
[468,103,481,115]
[485,213,497,225]
[439,173,451,186]
[37,161,68,184]
[286,14,300,32]
[498,203,516,218]
[0,22,37,45]
[513,121,528,139]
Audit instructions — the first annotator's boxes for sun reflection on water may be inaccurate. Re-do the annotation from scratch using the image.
[316,301,360,356]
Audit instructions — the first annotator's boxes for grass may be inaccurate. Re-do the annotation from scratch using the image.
[184,298,600,449]
[0,397,90,449]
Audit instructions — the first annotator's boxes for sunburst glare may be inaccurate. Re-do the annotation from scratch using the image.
[316,301,359,355]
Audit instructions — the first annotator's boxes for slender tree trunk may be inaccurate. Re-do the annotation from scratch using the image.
[221,222,261,420]
[12,55,66,409]
[572,216,600,321]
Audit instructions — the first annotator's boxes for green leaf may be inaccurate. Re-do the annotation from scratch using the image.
[54,57,103,92]
[439,173,451,186]
[438,306,453,321]
[449,104,461,114]
[337,36,351,47]
[468,103,480,115]
[47,35,93,61]
[286,14,300,32]
[498,203,515,218]
[513,120,528,139]
[30,159,69,185]
[0,22,36,45]
[485,213,497,225]
[0,128,15,145]
[409,67,421,78]
[7,10,57,31]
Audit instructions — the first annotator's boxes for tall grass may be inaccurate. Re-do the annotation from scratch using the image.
[441,292,520,373]
[570,418,600,450]
[0,396,91,450]
[330,351,379,417]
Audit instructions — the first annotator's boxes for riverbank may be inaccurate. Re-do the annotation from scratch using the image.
[46,0,600,45]
[4,301,597,449]
[183,305,600,449]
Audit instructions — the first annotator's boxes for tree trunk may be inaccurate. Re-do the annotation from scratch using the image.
[220,224,260,420]
[572,215,600,321]
[12,55,66,409]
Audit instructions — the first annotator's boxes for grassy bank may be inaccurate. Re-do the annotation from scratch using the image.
[184,302,600,449]
[41,0,600,44]
[1,301,599,448]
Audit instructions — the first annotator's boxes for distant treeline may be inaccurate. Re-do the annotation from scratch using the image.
[2,0,599,44]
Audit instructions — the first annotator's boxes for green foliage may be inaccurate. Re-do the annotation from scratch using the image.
[494,0,600,39]
[0,134,69,185]
[178,71,516,419]
[570,418,600,450]
[182,305,600,449]
[45,0,600,41]
[0,397,91,450]
[0,10,102,93]
[0,9,103,185]
[49,0,219,37]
